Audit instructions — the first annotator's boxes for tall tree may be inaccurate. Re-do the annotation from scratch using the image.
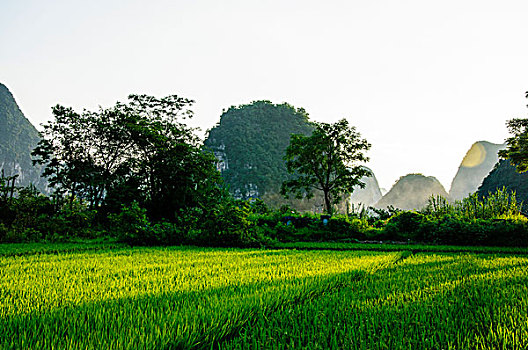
[281,118,371,215]
[499,91,528,172]
[32,94,223,220]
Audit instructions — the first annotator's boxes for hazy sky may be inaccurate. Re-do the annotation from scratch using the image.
[1,0,528,191]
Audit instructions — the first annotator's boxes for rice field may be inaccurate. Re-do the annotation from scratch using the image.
[1,244,527,349]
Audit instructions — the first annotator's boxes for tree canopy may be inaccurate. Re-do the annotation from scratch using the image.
[281,118,371,215]
[32,94,224,220]
[498,91,528,172]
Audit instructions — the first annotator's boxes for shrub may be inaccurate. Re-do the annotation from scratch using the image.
[108,201,151,245]
[0,223,7,241]
[384,211,425,241]
[423,188,524,220]
[199,200,261,247]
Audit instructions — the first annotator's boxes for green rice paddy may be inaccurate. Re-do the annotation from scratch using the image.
[1,243,527,349]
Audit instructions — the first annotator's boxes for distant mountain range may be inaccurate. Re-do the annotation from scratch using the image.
[0,82,513,209]
[202,102,511,211]
[0,83,45,190]
[373,174,448,210]
[371,141,505,210]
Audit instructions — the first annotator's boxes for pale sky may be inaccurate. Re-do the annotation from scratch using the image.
[1,0,527,191]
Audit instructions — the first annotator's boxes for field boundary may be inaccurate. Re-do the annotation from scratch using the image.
[270,243,528,255]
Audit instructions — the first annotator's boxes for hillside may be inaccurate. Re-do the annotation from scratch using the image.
[449,141,505,201]
[374,174,448,210]
[204,100,313,203]
[349,167,382,207]
[0,83,45,189]
[477,159,528,204]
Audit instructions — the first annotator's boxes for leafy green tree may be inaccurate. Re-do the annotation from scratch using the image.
[498,91,528,172]
[32,94,223,221]
[281,118,371,215]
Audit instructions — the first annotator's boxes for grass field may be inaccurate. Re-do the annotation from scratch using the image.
[1,243,527,349]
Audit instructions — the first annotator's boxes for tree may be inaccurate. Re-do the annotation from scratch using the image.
[281,118,371,215]
[32,94,223,220]
[499,91,528,172]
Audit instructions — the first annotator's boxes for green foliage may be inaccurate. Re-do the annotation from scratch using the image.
[199,200,260,247]
[420,216,528,246]
[499,91,528,172]
[109,198,267,247]
[108,201,150,244]
[33,94,222,222]
[376,189,528,245]
[379,189,528,246]
[424,188,523,220]
[249,211,368,243]
[249,198,269,214]
[478,159,528,205]
[282,118,371,215]
[0,185,101,243]
[204,101,313,202]
[384,211,425,240]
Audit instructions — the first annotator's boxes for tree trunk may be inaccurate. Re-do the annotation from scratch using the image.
[323,189,333,215]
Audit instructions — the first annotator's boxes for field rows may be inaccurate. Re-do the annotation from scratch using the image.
[223,253,528,349]
[0,247,399,349]
[1,245,527,349]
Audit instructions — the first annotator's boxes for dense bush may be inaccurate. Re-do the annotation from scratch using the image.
[109,199,267,247]
[247,211,369,243]
[384,211,425,241]
[424,189,524,220]
[198,200,260,247]
[420,216,528,246]
[379,190,528,246]
[108,201,152,244]
[0,181,102,242]
[2,174,528,248]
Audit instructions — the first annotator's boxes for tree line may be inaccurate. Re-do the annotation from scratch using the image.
[1,91,528,246]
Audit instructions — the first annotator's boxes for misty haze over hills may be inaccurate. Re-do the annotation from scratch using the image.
[449,141,505,201]
[349,169,383,207]
[368,142,506,210]
[373,174,449,210]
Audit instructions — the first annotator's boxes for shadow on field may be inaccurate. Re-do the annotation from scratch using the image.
[218,253,528,350]
[1,261,377,349]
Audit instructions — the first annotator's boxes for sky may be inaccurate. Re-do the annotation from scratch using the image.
[1,0,528,191]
